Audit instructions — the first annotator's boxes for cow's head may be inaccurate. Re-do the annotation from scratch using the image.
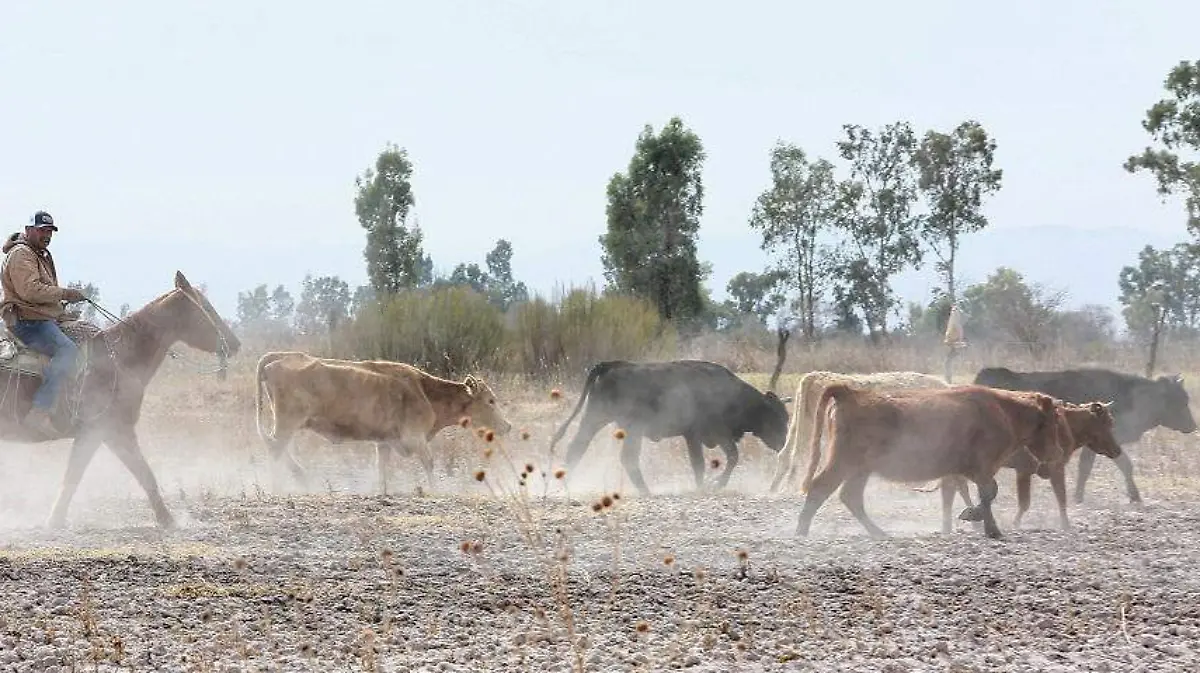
[753,390,792,452]
[459,374,513,436]
[1057,400,1122,460]
[1147,374,1199,434]
[1080,401,1123,459]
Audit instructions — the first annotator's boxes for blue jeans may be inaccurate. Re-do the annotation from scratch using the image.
[11,319,79,411]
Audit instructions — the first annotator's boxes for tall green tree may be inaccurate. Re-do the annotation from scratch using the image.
[600,117,708,321]
[961,267,1064,356]
[1118,243,1200,336]
[296,274,352,336]
[748,141,839,339]
[354,143,430,295]
[832,122,923,340]
[912,120,1003,303]
[723,270,786,326]
[269,284,294,324]
[484,239,529,309]
[1125,60,1200,235]
[236,284,271,327]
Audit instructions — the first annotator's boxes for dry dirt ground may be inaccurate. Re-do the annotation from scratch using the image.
[2,370,1200,672]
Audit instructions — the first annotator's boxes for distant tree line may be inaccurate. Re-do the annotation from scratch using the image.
[212,57,1200,373]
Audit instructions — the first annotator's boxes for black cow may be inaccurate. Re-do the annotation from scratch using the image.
[973,366,1197,504]
[548,360,792,495]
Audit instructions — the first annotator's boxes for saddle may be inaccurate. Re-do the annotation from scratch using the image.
[0,319,105,434]
[0,319,102,378]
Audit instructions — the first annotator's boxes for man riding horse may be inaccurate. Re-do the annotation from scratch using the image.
[0,210,92,437]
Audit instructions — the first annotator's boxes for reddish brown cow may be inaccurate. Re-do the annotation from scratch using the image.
[795,384,1069,540]
[939,400,1123,532]
[255,351,512,494]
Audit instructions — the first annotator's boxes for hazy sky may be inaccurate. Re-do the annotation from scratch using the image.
[2,1,1197,323]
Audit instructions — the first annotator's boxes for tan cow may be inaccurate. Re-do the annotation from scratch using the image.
[769,370,950,494]
[795,384,1069,540]
[254,351,512,494]
[937,400,1122,532]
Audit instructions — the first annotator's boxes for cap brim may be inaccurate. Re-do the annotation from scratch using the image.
[31,224,57,231]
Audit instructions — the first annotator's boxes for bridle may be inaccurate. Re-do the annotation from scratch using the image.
[86,288,233,374]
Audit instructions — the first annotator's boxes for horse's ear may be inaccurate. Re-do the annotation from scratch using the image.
[174,271,192,292]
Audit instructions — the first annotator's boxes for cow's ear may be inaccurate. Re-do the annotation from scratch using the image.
[463,375,478,394]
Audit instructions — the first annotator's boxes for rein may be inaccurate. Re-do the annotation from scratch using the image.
[86,294,231,376]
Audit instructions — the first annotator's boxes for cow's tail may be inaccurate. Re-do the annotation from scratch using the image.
[548,361,613,452]
[801,383,847,494]
[255,351,287,442]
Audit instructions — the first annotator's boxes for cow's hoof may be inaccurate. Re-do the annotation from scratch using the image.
[985,529,1004,540]
[45,516,67,530]
[958,506,984,522]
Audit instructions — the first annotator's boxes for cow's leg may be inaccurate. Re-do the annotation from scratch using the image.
[101,427,175,529]
[683,434,707,492]
[375,442,394,496]
[619,432,651,496]
[264,428,309,492]
[714,439,740,491]
[46,428,104,529]
[1073,448,1097,504]
[1049,467,1071,530]
[1013,471,1032,529]
[837,472,887,540]
[940,477,975,534]
[795,462,850,537]
[1111,450,1142,505]
[561,410,609,482]
[376,439,435,495]
[959,476,1003,540]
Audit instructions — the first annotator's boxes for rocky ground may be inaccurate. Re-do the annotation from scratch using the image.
[2,430,1200,673]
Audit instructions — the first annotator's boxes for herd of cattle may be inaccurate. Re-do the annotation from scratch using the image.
[254,351,1197,540]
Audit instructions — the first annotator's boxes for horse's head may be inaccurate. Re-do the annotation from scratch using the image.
[168,271,241,359]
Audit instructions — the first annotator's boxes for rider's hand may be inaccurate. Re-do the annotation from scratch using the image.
[61,288,87,303]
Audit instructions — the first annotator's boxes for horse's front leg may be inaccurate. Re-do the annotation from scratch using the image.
[105,425,175,529]
[46,428,104,529]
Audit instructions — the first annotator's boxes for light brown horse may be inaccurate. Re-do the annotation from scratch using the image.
[0,271,240,529]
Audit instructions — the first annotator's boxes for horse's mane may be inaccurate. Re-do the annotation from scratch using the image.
[98,287,182,339]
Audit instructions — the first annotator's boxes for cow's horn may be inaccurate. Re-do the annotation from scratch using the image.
[779,395,793,404]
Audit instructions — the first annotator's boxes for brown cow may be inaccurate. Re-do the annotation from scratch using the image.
[938,400,1123,532]
[255,351,512,494]
[769,370,950,494]
[795,384,1069,540]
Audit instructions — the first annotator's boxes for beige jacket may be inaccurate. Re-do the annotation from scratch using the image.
[0,232,66,325]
